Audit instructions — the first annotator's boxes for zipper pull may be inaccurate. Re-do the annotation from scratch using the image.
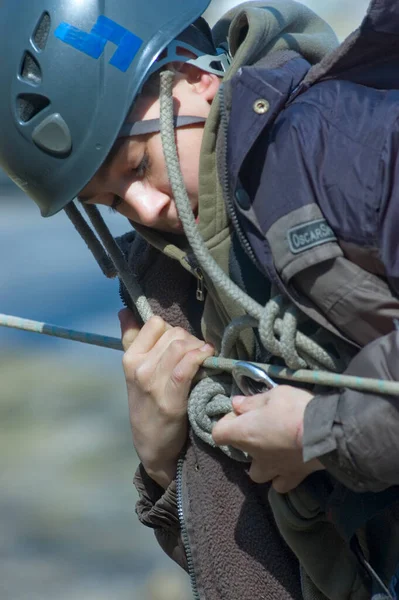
[195,268,205,302]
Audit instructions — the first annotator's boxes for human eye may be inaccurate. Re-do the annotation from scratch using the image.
[133,150,150,179]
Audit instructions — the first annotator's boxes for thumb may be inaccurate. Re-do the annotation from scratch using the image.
[212,412,244,448]
[232,393,269,415]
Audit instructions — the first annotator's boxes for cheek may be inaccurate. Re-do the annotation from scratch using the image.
[146,128,203,200]
[175,129,203,191]
[147,138,172,190]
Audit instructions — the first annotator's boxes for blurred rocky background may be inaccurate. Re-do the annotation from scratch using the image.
[0,1,370,599]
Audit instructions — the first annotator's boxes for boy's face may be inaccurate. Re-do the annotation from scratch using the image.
[79,71,220,234]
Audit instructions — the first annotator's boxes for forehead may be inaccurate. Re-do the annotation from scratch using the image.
[79,92,161,198]
[126,92,161,123]
[79,136,144,198]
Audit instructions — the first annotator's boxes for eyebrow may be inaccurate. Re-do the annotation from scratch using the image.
[77,137,145,203]
[76,141,125,203]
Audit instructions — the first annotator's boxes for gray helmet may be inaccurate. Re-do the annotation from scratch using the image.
[0,0,213,217]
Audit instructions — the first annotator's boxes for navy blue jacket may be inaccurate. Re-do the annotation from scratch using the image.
[224,1,399,489]
[223,4,399,597]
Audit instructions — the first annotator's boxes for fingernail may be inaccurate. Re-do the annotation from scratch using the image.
[200,343,214,353]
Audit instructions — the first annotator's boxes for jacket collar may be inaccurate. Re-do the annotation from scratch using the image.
[135,1,338,254]
[226,56,310,191]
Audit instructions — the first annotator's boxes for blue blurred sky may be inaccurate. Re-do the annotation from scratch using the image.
[0,186,128,364]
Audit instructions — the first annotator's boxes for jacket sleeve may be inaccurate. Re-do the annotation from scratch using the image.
[302,331,399,493]
[133,464,188,572]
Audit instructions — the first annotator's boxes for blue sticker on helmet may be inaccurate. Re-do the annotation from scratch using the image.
[55,16,143,72]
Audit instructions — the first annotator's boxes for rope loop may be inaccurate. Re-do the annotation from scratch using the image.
[258,296,342,372]
[220,315,258,358]
[188,376,250,462]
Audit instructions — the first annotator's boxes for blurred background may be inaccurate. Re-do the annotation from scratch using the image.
[0,1,370,599]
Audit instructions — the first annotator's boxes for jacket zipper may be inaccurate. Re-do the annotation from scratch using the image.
[184,255,206,303]
[195,268,205,302]
[218,87,263,273]
[176,457,200,600]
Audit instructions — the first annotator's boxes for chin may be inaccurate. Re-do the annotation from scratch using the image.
[150,220,184,235]
[170,221,185,235]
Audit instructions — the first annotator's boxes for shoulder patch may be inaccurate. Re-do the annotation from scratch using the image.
[287,219,336,254]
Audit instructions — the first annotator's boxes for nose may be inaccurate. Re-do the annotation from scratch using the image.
[121,180,170,227]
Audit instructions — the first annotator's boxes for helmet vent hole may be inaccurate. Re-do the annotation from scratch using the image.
[209,61,224,73]
[176,46,189,57]
[17,94,50,123]
[21,52,42,85]
[32,12,51,51]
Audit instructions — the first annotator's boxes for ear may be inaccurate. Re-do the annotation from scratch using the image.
[179,63,221,102]
[192,71,221,102]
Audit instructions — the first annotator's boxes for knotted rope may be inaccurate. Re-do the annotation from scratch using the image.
[50,70,389,461]
[3,70,394,463]
[158,70,347,459]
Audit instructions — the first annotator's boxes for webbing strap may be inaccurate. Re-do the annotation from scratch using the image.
[118,116,206,138]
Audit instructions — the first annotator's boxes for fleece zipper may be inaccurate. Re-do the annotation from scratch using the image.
[176,457,201,600]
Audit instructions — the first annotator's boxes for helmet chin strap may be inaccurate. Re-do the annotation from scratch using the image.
[148,39,231,78]
[118,115,206,139]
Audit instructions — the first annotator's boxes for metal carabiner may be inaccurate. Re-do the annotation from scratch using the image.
[232,361,277,396]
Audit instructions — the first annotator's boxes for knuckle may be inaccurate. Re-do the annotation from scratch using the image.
[186,346,203,359]
[134,363,154,392]
[122,352,136,372]
[171,364,187,385]
[249,467,263,484]
[174,326,187,336]
[148,315,165,330]
[273,480,288,494]
[171,326,186,339]
[157,401,181,419]
[121,332,135,349]
[169,339,186,354]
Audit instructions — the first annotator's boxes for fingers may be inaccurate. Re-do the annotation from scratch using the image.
[119,309,141,351]
[120,314,171,355]
[131,316,169,354]
[168,343,214,390]
[271,475,302,494]
[212,412,248,450]
[212,394,269,448]
[121,314,214,401]
[248,458,278,485]
[232,393,269,415]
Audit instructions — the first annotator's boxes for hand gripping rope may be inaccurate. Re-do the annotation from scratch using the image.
[1,312,398,397]
[2,70,399,461]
